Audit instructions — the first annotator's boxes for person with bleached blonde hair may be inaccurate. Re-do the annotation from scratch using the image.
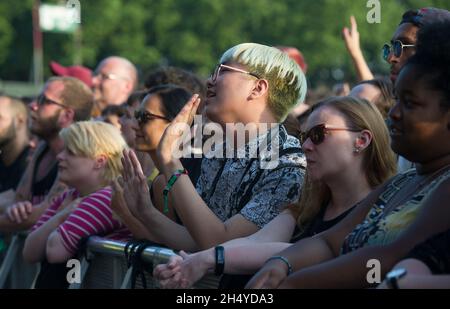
[113,43,307,253]
[23,121,131,289]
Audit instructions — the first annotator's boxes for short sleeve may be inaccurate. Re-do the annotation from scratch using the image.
[57,187,125,255]
[240,165,304,228]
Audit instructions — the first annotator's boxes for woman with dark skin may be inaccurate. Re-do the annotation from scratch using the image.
[247,21,450,289]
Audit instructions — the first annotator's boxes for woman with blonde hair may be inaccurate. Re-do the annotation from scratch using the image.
[154,96,397,288]
[23,121,130,288]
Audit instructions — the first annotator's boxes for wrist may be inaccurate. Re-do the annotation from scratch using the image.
[200,248,216,274]
[265,256,293,276]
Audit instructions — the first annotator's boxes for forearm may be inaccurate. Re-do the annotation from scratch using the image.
[140,207,198,252]
[280,245,401,289]
[223,243,292,274]
[116,210,159,241]
[23,214,66,263]
[350,50,374,82]
[0,205,46,233]
[398,275,450,289]
[0,190,15,212]
[162,160,231,249]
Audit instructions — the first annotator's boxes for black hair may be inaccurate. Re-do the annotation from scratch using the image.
[146,84,193,120]
[144,66,206,101]
[406,21,450,110]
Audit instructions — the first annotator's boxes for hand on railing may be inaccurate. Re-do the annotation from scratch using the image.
[154,250,209,289]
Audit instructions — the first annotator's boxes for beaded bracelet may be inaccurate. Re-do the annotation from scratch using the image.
[265,255,293,275]
[163,169,188,213]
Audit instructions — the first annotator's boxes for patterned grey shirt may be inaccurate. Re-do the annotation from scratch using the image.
[195,125,306,228]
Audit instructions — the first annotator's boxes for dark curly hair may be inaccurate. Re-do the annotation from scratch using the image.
[405,21,450,110]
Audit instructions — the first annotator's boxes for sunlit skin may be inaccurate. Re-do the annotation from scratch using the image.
[388,65,450,174]
[387,23,418,83]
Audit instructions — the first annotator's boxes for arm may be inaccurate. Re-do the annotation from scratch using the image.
[279,179,450,289]
[23,208,69,264]
[342,16,374,82]
[110,178,160,241]
[0,189,15,212]
[46,229,72,263]
[378,259,450,289]
[246,183,385,288]
[0,181,67,233]
[154,210,296,288]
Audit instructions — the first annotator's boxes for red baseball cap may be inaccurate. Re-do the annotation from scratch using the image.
[276,46,308,74]
[49,61,93,87]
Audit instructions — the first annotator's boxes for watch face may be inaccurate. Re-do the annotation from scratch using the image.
[388,268,407,279]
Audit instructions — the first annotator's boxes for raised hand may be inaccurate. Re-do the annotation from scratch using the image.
[157,94,201,166]
[342,16,361,57]
[120,149,153,218]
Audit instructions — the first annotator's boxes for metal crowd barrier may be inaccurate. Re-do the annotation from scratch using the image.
[71,236,220,289]
[0,235,219,289]
[0,233,38,289]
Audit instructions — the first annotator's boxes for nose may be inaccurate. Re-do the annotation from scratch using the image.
[29,100,38,111]
[56,150,65,162]
[301,138,314,152]
[92,75,101,87]
[387,51,399,64]
[388,99,401,121]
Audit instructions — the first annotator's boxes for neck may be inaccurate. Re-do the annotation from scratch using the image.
[148,150,163,173]
[415,153,450,175]
[0,134,29,166]
[136,151,155,176]
[46,135,65,156]
[76,179,106,197]
[326,168,372,214]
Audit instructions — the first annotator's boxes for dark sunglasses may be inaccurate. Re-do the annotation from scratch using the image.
[37,94,66,108]
[382,40,415,61]
[134,109,170,125]
[300,123,360,146]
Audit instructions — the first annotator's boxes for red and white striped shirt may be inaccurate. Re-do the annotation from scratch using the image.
[32,187,132,255]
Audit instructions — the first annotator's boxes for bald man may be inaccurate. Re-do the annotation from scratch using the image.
[91,56,138,117]
[0,95,30,194]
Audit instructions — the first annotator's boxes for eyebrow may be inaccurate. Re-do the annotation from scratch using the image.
[391,37,415,44]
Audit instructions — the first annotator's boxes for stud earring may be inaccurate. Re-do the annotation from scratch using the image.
[354,147,360,153]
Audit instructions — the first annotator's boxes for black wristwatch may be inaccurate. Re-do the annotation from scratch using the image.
[214,246,225,276]
[386,268,407,289]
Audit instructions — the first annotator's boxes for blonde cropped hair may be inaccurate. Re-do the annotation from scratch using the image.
[220,43,307,122]
[59,121,128,183]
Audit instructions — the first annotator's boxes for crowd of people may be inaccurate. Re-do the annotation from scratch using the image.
[0,6,449,289]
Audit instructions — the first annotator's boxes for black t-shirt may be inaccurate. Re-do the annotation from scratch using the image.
[31,146,58,202]
[219,204,356,289]
[0,146,30,192]
[406,229,450,274]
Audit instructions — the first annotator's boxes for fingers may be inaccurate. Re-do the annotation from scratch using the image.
[179,250,189,259]
[129,149,146,183]
[121,149,133,182]
[173,94,200,125]
[350,15,357,32]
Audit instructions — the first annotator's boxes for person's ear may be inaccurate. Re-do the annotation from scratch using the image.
[249,79,269,101]
[354,130,372,153]
[59,108,76,127]
[94,155,107,170]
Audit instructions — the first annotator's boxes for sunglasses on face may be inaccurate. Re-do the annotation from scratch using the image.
[382,40,415,61]
[37,94,66,108]
[210,64,260,83]
[300,123,360,146]
[134,109,170,126]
